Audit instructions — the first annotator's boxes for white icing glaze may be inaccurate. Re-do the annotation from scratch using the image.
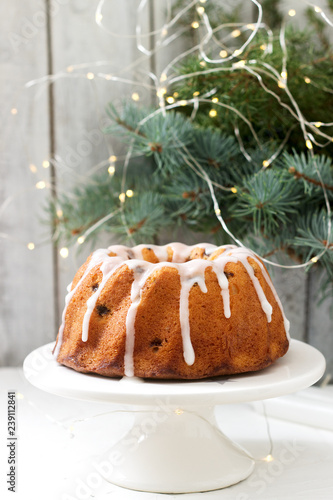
[53,248,112,357]
[55,242,290,376]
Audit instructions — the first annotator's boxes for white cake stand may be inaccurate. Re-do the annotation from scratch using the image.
[23,339,325,494]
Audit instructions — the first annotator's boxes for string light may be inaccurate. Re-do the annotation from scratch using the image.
[109,155,117,162]
[212,97,219,103]
[119,193,126,203]
[231,187,238,194]
[27,242,35,250]
[264,454,274,462]
[262,160,270,168]
[191,21,200,29]
[231,29,241,38]
[11,108,18,115]
[131,92,140,101]
[219,50,228,58]
[311,256,319,263]
[126,189,134,197]
[156,87,167,97]
[59,247,69,259]
[42,160,50,169]
[56,209,63,218]
[5,0,331,272]
[193,91,200,97]
[175,409,184,415]
[233,59,246,68]
[77,236,85,245]
[233,49,243,56]
[209,109,217,117]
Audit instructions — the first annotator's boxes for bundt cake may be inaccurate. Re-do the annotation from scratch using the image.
[53,243,290,379]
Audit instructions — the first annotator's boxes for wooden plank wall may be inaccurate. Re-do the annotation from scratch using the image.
[0,0,332,380]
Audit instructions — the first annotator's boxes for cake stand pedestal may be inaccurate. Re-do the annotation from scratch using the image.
[23,340,325,494]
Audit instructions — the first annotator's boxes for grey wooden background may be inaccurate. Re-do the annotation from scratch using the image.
[0,0,332,380]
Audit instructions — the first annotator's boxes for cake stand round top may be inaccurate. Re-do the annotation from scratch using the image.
[23,340,325,406]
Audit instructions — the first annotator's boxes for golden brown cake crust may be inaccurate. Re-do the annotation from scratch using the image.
[54,243,289,379]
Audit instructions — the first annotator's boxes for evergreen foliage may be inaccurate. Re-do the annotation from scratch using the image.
[51,102,333,294]
[49,0,333,298]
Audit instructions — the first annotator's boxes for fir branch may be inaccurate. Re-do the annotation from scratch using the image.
[232,169,300,235]
[288,166,333,192]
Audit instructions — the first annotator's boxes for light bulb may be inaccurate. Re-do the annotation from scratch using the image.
[60,247,69,259]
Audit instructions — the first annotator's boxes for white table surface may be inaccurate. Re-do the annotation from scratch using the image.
[1,367,333,500]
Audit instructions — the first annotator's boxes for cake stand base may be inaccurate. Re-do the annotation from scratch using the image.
[104,405,254,493]
[23,340,326,494]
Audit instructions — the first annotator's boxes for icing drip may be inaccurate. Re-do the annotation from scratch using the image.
[53,248,111,357]
[124,263,155,377]
[237,253,273,322]
[81,257,124,342]
[252,258,291,340]
[55,242,290,376]
[175,259,209,365]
